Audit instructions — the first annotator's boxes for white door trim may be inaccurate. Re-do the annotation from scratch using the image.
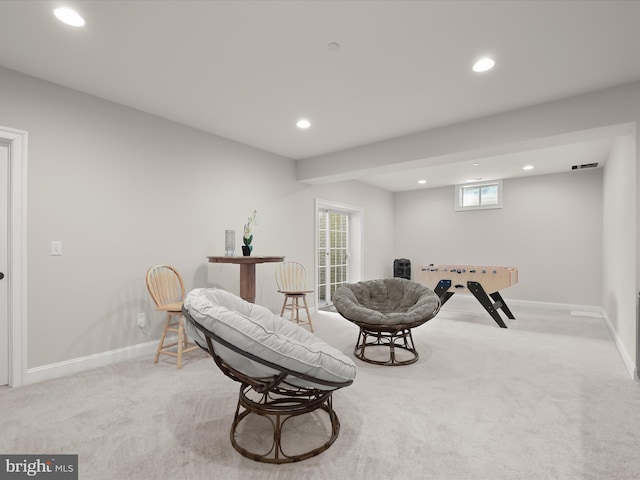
[0,125,27,387]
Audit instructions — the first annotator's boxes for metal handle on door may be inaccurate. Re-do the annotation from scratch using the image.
[0,272,4,280]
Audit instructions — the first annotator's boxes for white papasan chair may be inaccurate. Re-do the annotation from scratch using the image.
[183,287,356,464]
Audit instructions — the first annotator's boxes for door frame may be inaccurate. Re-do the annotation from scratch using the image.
[0,125,27,387]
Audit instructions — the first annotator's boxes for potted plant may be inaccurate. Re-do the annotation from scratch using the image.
[242,210,257,256]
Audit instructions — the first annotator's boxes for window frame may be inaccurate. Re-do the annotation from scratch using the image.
[454,179,503,212]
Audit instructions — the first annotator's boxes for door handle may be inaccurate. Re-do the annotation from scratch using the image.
[0,272,4,280]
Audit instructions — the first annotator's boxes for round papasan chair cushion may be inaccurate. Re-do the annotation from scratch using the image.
[333,277,440,328]
[184,287,357,389]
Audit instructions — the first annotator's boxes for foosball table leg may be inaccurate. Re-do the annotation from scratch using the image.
[490,291,515,320]
[467,281,507,328]
[434,280,454,306]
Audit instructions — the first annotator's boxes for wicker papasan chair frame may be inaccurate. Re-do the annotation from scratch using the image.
[333,278,441,366]
[182,288,355,464]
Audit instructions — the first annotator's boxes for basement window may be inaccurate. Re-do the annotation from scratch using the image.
[455,180,503,211]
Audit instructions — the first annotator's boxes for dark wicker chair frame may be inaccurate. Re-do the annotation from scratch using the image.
[183,307,354,464]
[350,317,432,366]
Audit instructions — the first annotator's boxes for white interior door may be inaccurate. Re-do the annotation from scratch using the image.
[0,143,9,386]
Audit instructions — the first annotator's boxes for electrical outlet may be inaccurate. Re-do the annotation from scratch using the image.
[50,241,62,256]
[136,313,146,328]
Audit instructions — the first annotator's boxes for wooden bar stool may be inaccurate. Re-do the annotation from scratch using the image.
[145,265,199,369]
[275,262,314,332]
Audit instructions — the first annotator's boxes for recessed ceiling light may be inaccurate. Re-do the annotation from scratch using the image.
[523,165,534,171]
[328,42,340,51]
[54,7,85,27]
[473,163,479,167]
[418,179,427,184]
[296,119,311,129]
[473,57,495,73]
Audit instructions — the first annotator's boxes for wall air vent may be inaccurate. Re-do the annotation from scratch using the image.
[571,163,598,170]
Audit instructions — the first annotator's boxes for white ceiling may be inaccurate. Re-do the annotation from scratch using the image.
[1,0,639,191]
[360,137,616,191]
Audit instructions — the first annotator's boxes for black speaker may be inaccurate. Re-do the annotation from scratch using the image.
[393,258,411,280]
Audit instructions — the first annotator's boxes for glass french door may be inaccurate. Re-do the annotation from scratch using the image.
[317,210,349,307]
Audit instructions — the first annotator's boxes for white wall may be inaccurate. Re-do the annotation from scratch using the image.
[602,133,637,371]
[394,169,603,305]
[0,66,394,371]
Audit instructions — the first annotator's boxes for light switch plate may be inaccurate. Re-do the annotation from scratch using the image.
[50,241,62,256]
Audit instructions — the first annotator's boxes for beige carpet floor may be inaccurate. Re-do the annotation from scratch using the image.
[2,297,640,479]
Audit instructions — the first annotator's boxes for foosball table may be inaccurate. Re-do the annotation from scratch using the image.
[415,264,518,328]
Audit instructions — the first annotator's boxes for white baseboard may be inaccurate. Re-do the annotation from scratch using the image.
[446,295,604,314]
[599,310,637,381]
[496,297,604,313]
[25,339,168,385]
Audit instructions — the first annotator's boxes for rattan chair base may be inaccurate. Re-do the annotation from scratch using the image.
[353,326,419,366]
[231,384,341,464]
